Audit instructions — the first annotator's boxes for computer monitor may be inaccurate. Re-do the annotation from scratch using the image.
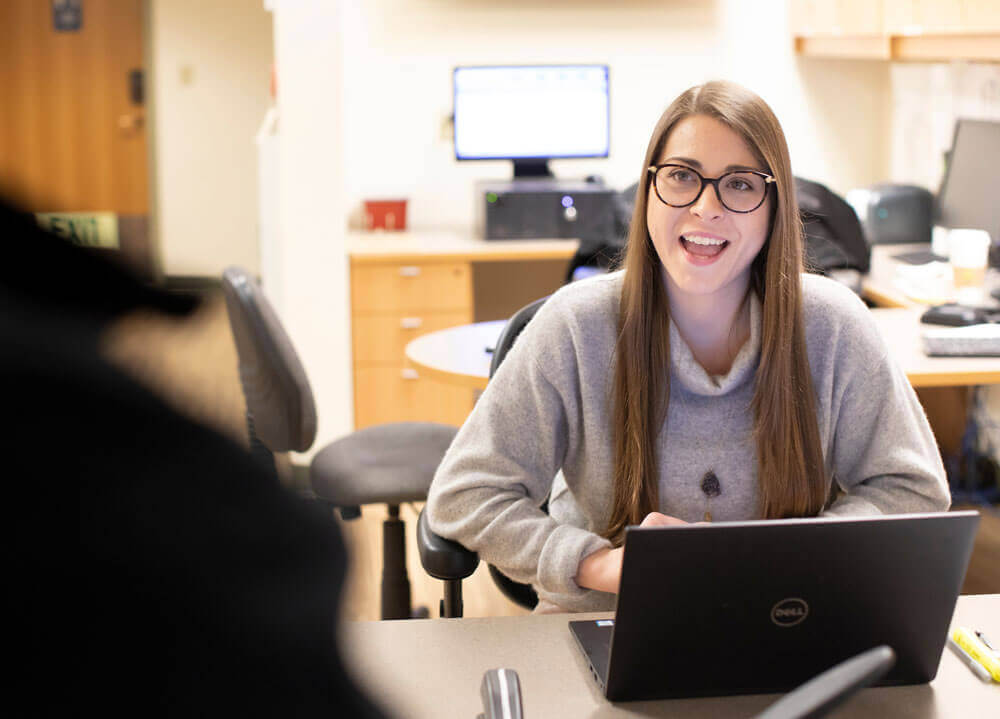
[937,118,1000,245]
[453,64,610,178]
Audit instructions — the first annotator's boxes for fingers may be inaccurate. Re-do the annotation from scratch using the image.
[639,512,688,527]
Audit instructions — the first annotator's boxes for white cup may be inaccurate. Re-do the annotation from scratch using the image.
[948,228,991,305]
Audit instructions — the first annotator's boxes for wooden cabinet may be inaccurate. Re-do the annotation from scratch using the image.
[792,0,1000,60]
[351,259,475,428]
[348,232,578,431]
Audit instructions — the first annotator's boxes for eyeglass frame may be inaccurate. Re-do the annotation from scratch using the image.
[647,163,777,214]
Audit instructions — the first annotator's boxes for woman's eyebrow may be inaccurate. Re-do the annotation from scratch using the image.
[663,156,766,174]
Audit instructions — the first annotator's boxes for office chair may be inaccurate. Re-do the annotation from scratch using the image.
[221,267,457,619]
[476,645,896,718]
[418,296,548,618]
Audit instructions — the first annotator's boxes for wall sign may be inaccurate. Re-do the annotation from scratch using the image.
[36,212,119,250]
[52,0,83,32]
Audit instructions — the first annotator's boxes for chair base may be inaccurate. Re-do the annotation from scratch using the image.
[381,507,412,619]
[381,505,431,620]
[440,579,464,618]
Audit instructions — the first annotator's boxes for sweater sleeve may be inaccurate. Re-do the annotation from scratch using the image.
[425,298,612,601]
[820,296,950,517]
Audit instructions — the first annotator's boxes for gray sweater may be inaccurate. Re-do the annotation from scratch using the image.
[426,271,950,612]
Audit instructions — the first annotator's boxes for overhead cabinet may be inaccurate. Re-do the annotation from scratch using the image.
[792,0,1000,61]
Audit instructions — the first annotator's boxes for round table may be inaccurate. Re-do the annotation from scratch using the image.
[405,310,1000,390]
[404,320,505,390]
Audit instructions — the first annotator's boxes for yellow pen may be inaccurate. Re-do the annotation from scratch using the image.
[952,627,1000,682]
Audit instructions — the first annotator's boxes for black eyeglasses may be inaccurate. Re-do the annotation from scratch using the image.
[648,163,776,214]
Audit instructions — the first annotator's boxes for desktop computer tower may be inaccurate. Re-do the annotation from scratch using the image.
[476,179,616,240]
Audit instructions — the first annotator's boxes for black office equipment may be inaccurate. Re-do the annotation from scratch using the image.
[852,184,935,246]
[453,65,609,179]
[476,178,615,240]
[892,248,947,265]
[569,511,978,701]
[920,303,1000,327]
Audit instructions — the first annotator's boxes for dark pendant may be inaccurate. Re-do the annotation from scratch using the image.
[700,471,722,498]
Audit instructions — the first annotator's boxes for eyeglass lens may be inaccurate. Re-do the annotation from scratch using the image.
[654,166,767,212]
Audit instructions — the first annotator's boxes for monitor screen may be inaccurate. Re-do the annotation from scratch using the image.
[937,119,1000,242]
[453,65,610,163]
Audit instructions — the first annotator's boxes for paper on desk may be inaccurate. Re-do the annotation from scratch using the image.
[894,261,956,305]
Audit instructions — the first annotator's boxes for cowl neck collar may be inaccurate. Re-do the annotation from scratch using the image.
[668,291,761,396]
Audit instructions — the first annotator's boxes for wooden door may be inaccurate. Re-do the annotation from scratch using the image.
[0,0,151,273]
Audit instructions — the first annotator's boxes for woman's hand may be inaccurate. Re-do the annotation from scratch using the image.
[575,512,687,594]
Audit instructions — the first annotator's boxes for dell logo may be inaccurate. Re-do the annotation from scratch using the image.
[770,598,809,627]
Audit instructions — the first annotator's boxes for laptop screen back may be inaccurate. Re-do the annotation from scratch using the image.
[602,512,978,701]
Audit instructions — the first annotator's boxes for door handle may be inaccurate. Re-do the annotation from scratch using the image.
[118,112,145,133]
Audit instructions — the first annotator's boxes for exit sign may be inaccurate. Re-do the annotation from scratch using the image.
[36,212,119,249]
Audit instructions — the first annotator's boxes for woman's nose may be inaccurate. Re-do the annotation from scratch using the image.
[690,183,725,219]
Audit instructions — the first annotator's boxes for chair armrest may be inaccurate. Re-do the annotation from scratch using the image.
[417,507,479,580]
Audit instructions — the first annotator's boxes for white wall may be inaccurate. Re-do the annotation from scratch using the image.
[889,62,1000,191]
[272,0,353,450]
[268,0,893,443]
[150,0,273,276]
[339,0,891,232]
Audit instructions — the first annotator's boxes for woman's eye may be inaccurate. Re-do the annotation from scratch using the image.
[668,169,696,183]
[727,177,753,192]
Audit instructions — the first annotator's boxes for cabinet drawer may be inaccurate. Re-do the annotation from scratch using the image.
[353,311,472,365]
[354,365,474,428]
[351,262,472,313]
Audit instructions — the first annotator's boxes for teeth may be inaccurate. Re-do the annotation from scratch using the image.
[683,234,726,246]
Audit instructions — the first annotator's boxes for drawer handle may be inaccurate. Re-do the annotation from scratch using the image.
[398,266,421,277]
[400,317,423,329]
[401,368,419,380]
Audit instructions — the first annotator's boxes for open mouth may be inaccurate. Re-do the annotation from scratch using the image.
[680,234,729,261]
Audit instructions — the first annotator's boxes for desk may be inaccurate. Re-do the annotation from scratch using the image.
[344,594,999,719]
[863,243,1000,309]
[862,244,1000,458]
[347,232,578,428]
[404,310,1000,390]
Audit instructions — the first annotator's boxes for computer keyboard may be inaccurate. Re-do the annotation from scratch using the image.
[922,323,1000,357]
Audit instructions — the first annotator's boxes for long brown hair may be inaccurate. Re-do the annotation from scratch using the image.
[605,80,827,543]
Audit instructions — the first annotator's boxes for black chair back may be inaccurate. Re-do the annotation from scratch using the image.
[488,296,548,379]
[221,267,317,456]
[486,296,549,609]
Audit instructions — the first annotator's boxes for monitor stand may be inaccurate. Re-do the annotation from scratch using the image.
[512,158,553,179]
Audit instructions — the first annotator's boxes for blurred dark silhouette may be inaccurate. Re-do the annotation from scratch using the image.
[2,199,387,717]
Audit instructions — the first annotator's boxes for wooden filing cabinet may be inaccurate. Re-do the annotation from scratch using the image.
[350,259,476,428]
[348,232,578,430]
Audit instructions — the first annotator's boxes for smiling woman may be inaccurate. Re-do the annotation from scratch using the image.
[425,80,951,613]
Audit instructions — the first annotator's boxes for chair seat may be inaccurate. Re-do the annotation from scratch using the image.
[310,422,458,507]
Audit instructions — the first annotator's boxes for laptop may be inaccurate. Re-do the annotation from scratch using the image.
[569,511,979,702]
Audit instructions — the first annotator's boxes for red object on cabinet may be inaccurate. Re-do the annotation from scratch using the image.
[363,199,407,231]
